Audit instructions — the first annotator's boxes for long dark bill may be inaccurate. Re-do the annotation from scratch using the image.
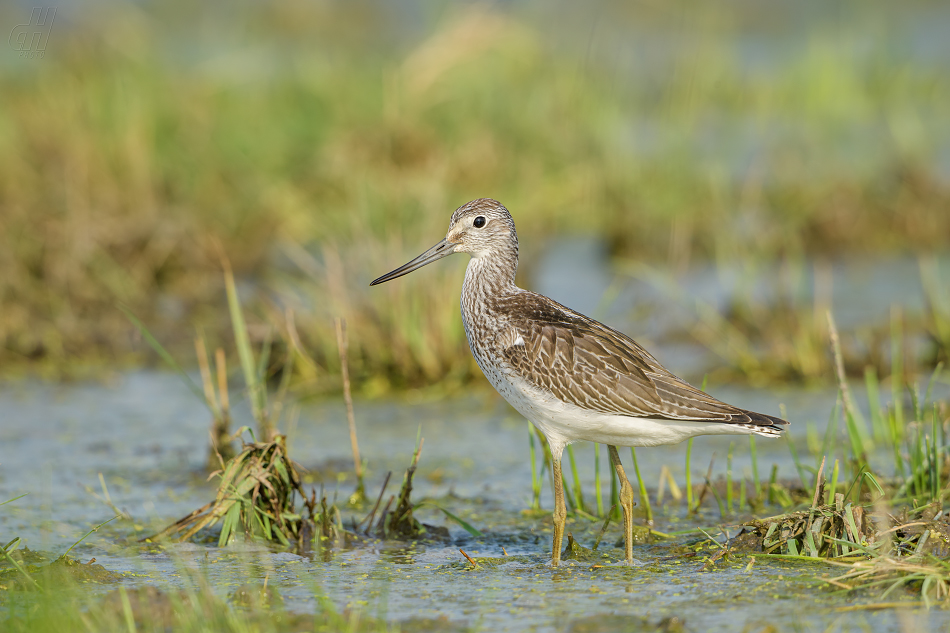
[370,238,457,286]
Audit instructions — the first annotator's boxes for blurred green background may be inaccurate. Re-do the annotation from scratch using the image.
[1,0,948,391]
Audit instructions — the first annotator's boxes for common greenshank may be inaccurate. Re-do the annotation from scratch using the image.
[371,198,788,565]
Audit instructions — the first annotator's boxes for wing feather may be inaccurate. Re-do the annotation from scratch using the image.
[495,292,788,429]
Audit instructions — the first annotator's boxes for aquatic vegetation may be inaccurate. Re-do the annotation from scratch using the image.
[1,555,123,593]
[122,279,462,551]
[746,490,878,560]
[745,500,950,605]
[360,436,480,541]
[2,580,399,633]
[382,439,426,539]
[147,433,310,547]
[921,257,950,367]
[828,555,950,608]
[1,507,120,593]
[335,318,367,505]
[0,495,38,591]
[191,333,237,468]
[719,333,949,603]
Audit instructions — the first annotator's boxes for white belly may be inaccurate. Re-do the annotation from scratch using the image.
[481,359,758,451]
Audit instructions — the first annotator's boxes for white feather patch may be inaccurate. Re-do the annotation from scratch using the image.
[496,325,526,351]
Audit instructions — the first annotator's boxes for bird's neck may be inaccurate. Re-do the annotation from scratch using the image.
[461,249,519,313]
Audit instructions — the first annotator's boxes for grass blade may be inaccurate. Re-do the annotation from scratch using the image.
[630,447,652,523]
[786,433,809,492]
[726,442,734,513]
[566,445,585,512]
[61,515,119,560]
[415,501,483,537]
[749,435,761,500]
[594,443,603,517]
[119,304,204,402]
[0,493,28,507]
[528,423,541,510]
[685,438,694,512]
[0,538,42,591]
[222,256,265,424]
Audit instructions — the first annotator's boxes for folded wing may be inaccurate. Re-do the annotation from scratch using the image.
[496,292,788,430]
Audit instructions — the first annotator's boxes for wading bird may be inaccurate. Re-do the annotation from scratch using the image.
[370,199,788,565]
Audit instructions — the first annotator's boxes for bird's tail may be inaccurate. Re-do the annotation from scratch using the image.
[743,410,789,438]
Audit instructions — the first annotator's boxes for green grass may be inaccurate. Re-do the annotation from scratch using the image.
[0,2,947,388]
[528,423,542,510]
[629,447,653,523]
[1,570,395,633]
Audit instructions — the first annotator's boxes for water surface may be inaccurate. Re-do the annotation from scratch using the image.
[1,372,947,632]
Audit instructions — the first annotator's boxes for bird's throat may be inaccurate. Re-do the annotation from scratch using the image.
[462,252,518,306]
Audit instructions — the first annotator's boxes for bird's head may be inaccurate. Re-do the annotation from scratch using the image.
[370,198,517,286]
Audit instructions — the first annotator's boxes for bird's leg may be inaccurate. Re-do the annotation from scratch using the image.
[607,445,635,564]
[550,444,567,566]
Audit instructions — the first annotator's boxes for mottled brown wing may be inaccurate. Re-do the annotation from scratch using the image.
[496,292,784,426]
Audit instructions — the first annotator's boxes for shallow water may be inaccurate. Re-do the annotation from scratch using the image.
[2,371,948,631]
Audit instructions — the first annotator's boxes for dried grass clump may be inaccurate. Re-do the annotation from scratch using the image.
[746,494,876,559]
[747,500,950,606]
[148,434,310,547]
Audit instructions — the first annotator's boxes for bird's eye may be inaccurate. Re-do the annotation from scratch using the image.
[473,216,486,228]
